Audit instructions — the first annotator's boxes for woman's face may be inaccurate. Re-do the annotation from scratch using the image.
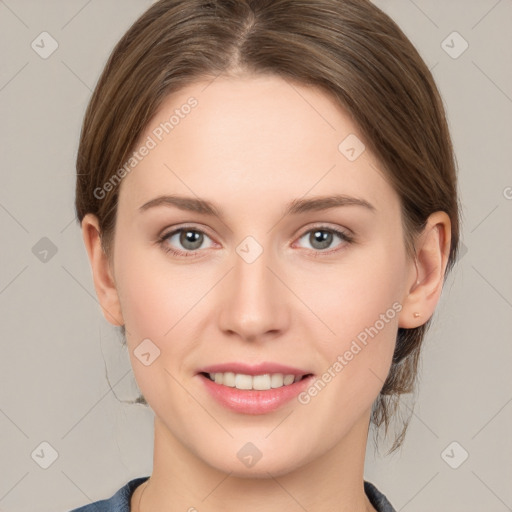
[105,74,417,475]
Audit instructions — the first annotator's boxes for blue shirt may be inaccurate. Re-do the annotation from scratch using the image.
[69,476,396,512]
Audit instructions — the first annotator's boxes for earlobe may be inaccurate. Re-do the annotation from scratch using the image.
[81,213,124,327]
[398,212,451,329]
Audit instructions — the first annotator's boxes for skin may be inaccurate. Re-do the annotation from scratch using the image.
[81,74,451,512]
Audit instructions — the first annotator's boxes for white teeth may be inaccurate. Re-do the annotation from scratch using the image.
[222,372,236,387]
[207,372,303,390]
[271,374,284,388]
[253,374,270,390]
[235,373,253,390]
[284,374,296,385]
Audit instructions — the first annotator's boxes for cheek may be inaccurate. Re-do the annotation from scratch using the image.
[113,246,202,405]
[113,242,218,359]
[319,238,405,332]
[115,260,168,339]
[309,240,406,391]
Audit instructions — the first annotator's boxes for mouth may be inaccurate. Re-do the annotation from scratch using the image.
[197,370,316,414]
[195,362,316,413]
[199,371,314,391]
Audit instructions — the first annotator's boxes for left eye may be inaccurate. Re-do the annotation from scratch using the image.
[295,227,352,252]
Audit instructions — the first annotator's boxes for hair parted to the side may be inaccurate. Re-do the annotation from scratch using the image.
[75,0,461,455]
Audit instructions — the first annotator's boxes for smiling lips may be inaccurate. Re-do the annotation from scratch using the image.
[196,361,315,414]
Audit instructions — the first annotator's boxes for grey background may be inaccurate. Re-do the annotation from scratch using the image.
[0,1,511,511]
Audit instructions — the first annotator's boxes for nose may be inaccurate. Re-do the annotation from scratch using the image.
[217,240,290,343]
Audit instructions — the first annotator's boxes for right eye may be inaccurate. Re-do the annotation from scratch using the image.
[158,226,215,257]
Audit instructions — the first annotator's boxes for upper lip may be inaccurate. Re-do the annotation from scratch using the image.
[197,362,313,377]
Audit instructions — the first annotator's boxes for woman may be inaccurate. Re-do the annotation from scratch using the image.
[71,0,460,510]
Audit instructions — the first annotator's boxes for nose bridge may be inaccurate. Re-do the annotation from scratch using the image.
[218,235,288,340]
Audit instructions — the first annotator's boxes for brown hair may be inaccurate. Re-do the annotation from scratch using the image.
[75,0,461,454]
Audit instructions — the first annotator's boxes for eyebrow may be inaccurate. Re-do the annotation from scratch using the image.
[138,194,376,218]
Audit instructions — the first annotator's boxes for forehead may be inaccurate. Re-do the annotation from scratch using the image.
[118,74,397,217]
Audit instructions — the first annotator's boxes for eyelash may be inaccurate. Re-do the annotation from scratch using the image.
[157,225,354,258]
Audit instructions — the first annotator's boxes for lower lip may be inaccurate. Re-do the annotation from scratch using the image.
[198,373,315,414]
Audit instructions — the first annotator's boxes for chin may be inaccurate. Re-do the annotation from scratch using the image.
[200,443,312,479]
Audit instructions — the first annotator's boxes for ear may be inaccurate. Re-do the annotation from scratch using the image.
[81,213,124,327]
[398,211,452,329]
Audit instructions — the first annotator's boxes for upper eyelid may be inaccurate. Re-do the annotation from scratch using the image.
[161,224,216,243]
[161,223,349,236]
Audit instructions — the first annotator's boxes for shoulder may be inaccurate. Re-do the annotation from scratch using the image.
[68,476,150,512]
[364,480,396,512]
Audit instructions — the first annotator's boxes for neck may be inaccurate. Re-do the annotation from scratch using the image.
[132,410,377,512]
